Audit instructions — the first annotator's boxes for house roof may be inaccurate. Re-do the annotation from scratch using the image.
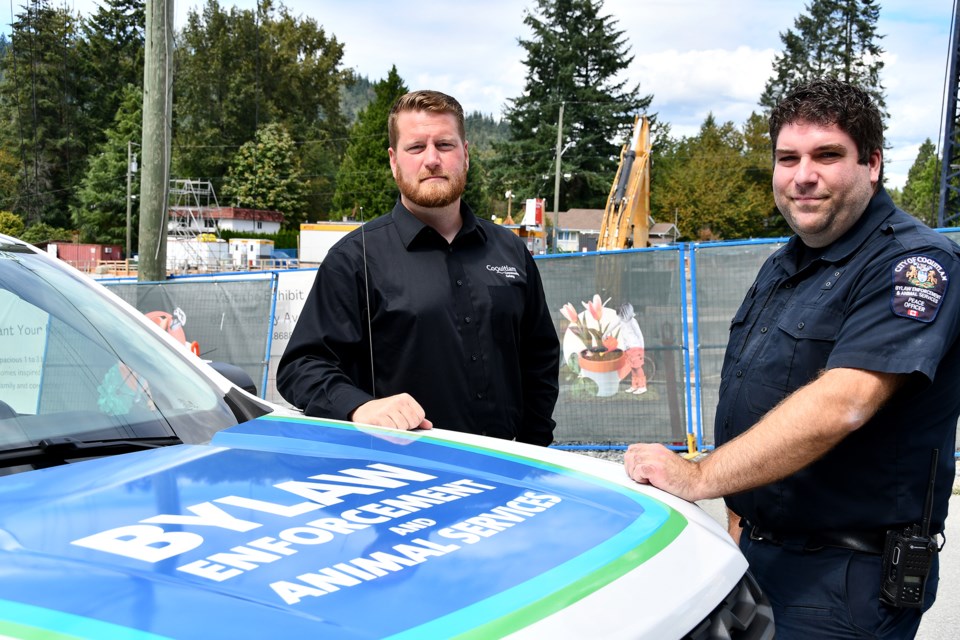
[543,209,605,232]
[650,222,679,237]
[169,207,285,223]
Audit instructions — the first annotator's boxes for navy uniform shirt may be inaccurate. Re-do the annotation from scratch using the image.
[715,189,960,534]
[277,200,560,446]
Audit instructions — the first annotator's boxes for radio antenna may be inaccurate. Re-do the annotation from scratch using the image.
[920,449,938,538]
[359,207,376,398]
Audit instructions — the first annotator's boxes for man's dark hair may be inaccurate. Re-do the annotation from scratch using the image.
[769,78,884,171]
[388,90,466,150]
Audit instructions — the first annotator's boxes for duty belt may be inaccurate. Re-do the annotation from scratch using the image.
[744,521,886,555]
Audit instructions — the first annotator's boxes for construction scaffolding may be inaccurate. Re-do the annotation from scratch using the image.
[166,180,227,272]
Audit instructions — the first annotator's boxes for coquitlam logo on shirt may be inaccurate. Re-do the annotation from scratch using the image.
[487,265,520,279]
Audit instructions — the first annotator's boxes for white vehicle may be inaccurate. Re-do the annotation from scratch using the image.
[0,233,773,639]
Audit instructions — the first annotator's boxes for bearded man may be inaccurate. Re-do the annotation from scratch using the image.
[278,90,560,445]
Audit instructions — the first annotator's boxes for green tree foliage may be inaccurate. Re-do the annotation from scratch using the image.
[72,84,142,246]
[221,122,307,227]
[0,211,25,237]
[489,0,653,212]
[0,148,21,212]
[331,66,408,220]
[0,1,87,228]
[464,113,510,216]
[899,139,941,227]
[652,114,779,241]
[173,0,351,218]
[19,222,72,245]
[76,0,145,141]
[760,0,885,115]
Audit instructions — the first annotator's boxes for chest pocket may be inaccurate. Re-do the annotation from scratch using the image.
[720,295,755,378]
[773,302,844,391]
[488,284,525,336]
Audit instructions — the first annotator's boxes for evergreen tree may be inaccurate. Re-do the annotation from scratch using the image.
[331,66,408,221]
[72,84,142,245]
[77,0,145,143]
[899,139,940,227]
[489,0,652,213]
[0,1,87,228]
[221,122,307,226]
[760,0,885,115]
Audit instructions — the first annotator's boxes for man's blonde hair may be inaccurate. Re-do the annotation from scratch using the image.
[388,90,466,149]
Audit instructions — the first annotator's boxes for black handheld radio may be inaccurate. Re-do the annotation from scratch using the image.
[879,449,940,608]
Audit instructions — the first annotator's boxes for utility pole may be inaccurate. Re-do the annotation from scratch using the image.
[126,142,139,261]
[938,0,960,226]
[551,102,564,253]
[138,0,173,281]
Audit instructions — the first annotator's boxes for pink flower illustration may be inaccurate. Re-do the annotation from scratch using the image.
[560,294,619,356]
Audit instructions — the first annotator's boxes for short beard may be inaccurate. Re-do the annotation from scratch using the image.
[396,166,467,209]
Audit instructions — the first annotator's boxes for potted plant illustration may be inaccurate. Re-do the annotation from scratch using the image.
[560,295,624,396]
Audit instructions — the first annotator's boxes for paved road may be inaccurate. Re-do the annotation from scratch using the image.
[697,491,958,639]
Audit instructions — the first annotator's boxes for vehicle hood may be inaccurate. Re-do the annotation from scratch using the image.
[0,415,744,639]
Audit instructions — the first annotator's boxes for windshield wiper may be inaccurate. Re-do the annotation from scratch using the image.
[0,436,183,470]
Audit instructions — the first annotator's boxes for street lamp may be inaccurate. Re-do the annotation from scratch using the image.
[126,141,140,261]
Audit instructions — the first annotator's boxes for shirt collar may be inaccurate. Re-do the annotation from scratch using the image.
[390,199,487,249]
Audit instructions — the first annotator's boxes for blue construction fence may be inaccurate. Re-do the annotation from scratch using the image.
[101,230,960,453]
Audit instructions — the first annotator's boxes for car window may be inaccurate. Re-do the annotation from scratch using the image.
[0,244,239,452]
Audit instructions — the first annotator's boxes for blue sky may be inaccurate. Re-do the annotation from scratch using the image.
[33,1,960,189]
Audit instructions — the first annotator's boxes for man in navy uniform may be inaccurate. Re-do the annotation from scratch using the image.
[624,78,960,638]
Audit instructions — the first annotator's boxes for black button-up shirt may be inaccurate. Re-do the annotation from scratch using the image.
[716,189,960,533]
[277,200,560,445]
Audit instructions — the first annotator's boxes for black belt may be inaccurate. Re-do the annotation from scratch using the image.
[745,522,886,555]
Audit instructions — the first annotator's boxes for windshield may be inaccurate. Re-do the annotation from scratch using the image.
[0,243,240,458]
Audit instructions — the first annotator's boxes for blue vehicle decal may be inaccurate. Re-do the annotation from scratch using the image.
[0,416,685,639]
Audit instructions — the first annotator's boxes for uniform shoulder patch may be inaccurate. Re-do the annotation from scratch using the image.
[891,255,948,322]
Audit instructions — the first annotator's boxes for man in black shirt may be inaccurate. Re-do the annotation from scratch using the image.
[278,90,560,445]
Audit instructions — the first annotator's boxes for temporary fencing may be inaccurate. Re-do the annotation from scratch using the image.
[106,274,276,397]
[103,231,960,453]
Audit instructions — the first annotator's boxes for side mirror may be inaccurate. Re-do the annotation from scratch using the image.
[207,361,258,396]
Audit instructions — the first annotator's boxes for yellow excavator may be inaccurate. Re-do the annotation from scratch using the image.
[596,115,651,250]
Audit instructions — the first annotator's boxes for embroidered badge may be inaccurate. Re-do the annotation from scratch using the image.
[891,255,948,322]
[486,264,520,279]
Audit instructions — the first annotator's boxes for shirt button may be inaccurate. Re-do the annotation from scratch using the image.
[797,322,805,330]
[736,370,743,377]
[784,283,793,289]
[456,279,463,286]
[471,354,479,361]
[465,316,472,324]
[476,392,483,399]
[760,327,768,333]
